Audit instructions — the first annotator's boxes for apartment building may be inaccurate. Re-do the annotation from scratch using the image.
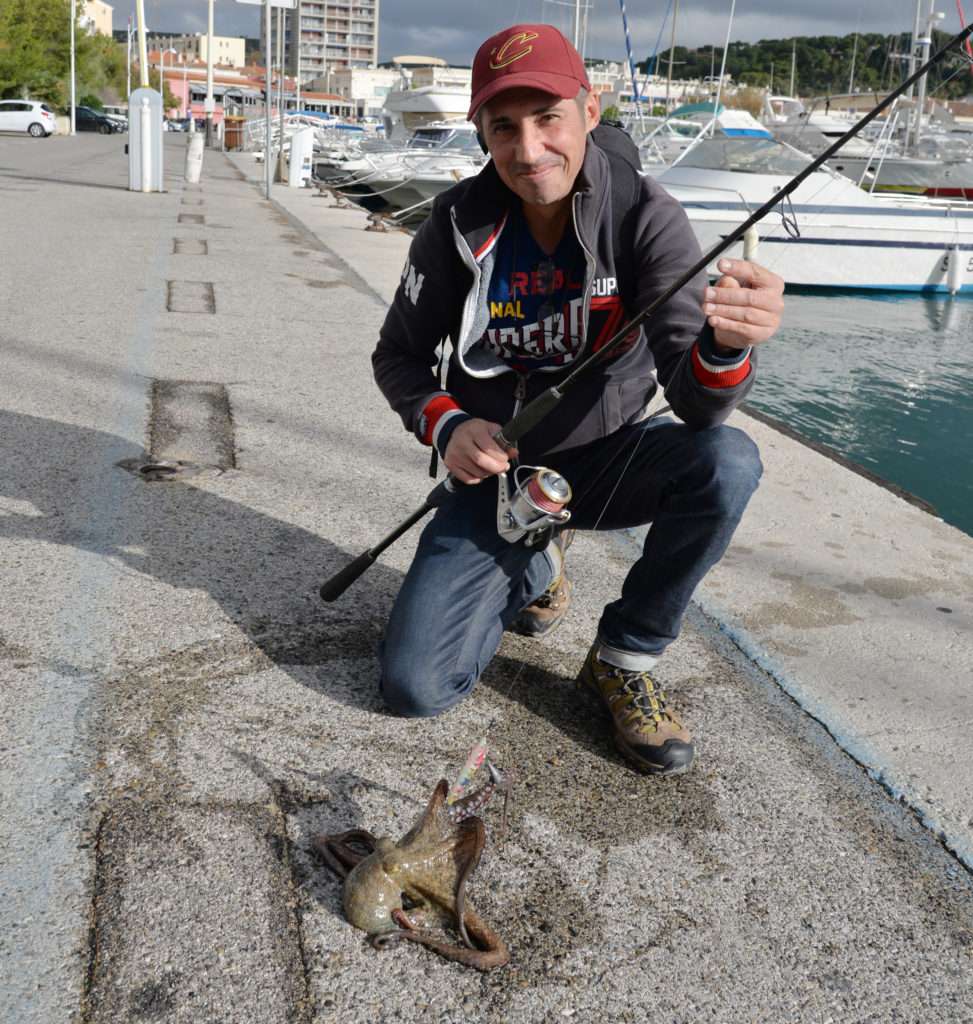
[156,33,247,70]
[266,1,380,84]
[80,0,112,36]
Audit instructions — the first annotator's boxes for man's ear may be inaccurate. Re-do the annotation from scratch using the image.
[584,91,601,132]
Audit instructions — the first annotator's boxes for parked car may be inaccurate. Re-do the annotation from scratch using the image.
[0,99,57,137]
[71,106,125,134]
[164,117,190,132]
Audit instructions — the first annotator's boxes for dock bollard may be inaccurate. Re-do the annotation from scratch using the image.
[185,133,204,184]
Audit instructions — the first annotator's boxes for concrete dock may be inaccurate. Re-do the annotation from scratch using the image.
[2,133,972,1024]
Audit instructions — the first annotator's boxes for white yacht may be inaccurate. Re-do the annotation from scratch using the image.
[657,136,973,294]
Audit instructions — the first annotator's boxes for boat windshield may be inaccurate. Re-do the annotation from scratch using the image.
[676,137,813,175]
[410,127,479,151]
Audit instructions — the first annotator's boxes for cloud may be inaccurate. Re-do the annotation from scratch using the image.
[139,0,964,67]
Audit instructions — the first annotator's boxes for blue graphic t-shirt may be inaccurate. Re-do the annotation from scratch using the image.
[479,207,587,371]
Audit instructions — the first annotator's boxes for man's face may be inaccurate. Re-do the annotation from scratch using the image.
[479,87,600,209]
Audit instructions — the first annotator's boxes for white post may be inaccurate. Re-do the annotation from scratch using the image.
[70,0,76,135]
[140,97,152,192]
[265,0,272,200]
[136,0,149,88]
[205,0,215,145]
[573,0,581,50]
[277,5,285,182]
[126,17,132,104]
[295,0,301,112]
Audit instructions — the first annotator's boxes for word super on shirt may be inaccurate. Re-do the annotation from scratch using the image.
[478,208,588,370]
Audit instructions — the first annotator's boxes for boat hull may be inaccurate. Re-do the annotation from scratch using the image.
[657,166,973,293]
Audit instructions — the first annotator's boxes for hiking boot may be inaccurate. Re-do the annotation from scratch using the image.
[577,644,695,776]
[510,529,575,638]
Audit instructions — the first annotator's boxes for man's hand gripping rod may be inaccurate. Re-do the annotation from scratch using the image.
[319,21,973,603]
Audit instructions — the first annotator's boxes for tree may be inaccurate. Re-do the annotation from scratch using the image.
[0,0,72,104]
[0,0,128,108]
[600,104,622,122]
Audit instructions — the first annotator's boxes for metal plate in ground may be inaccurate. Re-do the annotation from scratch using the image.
[85,804,306,1024]
[173,238,208,255]
[178,213,205,224]
[181,198,205,206]
[167,281,215,313]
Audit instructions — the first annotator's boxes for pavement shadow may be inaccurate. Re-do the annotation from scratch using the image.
[0,408,401,713]
[0,169,130,192]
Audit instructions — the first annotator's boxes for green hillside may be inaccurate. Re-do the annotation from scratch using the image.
[637,30,973,99]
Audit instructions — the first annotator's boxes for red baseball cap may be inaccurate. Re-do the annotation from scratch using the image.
[468,23,592,121]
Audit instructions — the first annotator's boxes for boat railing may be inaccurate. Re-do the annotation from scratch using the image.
[658,178,755,216]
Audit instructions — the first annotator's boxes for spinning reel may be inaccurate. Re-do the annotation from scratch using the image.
[496,465,572,546]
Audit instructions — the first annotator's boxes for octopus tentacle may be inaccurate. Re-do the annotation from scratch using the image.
[371,907,510,971]
[311,830,377,878]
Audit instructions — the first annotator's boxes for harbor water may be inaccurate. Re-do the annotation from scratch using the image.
[745,291,973,538]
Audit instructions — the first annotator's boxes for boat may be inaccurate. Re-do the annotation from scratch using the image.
[765,95,973,200]
[312,121,484,221]
[656,135,973,293]
[636,103,772,174]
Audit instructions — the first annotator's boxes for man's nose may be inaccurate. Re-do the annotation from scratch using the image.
[515,121,545,164]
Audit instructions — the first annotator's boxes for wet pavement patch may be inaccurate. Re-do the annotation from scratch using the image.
[167,280,215,313]
[177,213,205,225]
[173,238,208,255]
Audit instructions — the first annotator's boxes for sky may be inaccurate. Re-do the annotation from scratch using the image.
[141,1,967,66]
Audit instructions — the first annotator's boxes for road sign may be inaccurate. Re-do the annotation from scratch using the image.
[236,0,296,7]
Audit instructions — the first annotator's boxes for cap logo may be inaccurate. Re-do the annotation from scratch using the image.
[489,31,539,70]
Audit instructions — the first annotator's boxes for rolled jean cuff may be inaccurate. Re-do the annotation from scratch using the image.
[596,639,660,672]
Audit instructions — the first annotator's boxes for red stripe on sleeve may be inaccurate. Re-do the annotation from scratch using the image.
[691,343,751,389]
[420,395,462,446]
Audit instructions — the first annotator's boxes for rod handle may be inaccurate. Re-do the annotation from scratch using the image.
[319,549,377,602]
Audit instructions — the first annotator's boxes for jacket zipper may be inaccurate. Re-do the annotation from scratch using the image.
[572,192,597,361]
[512,372,528,418]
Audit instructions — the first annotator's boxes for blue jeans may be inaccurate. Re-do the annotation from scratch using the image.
[379,419,762,717]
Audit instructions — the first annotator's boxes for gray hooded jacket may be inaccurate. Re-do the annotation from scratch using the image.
[372,137,754,463]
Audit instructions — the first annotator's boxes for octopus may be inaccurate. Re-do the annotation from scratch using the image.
[313,766,510,971]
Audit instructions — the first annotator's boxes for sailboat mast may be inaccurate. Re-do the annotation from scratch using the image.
[574,0,582,50]
[848,30,859,94]
[913,0,937,147]
[665,0,679,112]
[789,39,796,96]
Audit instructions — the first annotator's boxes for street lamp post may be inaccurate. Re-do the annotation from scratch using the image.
[159,47,178,117]
[70,0,76,135]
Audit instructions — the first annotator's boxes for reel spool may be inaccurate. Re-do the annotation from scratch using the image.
[497,466,572,544]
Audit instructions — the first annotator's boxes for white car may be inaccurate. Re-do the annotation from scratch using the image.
[0,99,57,137]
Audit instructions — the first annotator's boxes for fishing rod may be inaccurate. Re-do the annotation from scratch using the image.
[320,21,973,603]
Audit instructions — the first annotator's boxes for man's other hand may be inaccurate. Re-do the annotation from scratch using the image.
[702,258,785,351]
[444,419,518,484]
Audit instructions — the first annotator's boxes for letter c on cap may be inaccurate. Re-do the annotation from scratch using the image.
[490,31,540,70]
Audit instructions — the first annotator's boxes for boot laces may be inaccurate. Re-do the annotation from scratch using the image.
[611,669,672,728]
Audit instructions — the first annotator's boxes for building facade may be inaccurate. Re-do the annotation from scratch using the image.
[265,1,380,85]
[322,66,399,118]
[158,34,247,70]
[80,0,112,36]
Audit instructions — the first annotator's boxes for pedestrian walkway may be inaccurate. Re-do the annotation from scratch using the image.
[1,133,971,1024]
